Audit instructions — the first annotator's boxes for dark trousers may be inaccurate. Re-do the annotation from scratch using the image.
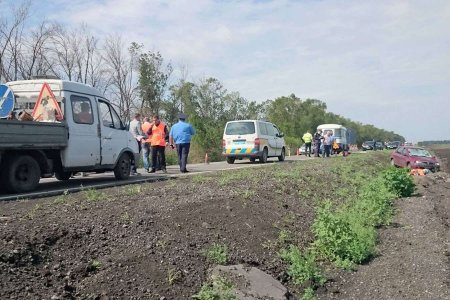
[305,142,312,157]
[132,141,142,172]
[314,142,321,157]
[324,145,331,157]
[176,143,190,171]
[151,146,166,171]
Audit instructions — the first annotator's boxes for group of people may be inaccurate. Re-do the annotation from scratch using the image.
[129,112,195,175]
[302,129,338,158]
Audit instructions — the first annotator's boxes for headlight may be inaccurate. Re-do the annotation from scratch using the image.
[415,161,422,164]
[436,162,440,166]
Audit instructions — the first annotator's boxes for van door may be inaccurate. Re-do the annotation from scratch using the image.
[264,123,278,156]
[97,99,128,166]
[273,125,282,155]
[62,94,101,167]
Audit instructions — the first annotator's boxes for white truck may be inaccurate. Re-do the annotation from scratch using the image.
[0,79,139,193]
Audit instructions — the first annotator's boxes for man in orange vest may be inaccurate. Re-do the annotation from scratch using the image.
[148,115,169,173]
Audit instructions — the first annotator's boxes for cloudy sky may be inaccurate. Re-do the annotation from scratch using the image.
[18,0,450,141]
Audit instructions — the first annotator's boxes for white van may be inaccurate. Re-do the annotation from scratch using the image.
[222,120,286,164]
[316,123,349,152]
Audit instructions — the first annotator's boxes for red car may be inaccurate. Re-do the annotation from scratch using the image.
[390,146,440,172]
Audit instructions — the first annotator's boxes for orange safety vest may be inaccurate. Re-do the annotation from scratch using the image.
[150,122,167,147]
[409,168,425,176]
[141,122,152,144]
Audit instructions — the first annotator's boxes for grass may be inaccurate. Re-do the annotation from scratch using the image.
[22,203,41,220]
[167,268,182,285]
[90,260,102,271]
[204,243,229,265]
[192,276,236,300]
[83,187,107,202]
[120,212,132,224]
[125,184,143,195]
[192,175,214,184]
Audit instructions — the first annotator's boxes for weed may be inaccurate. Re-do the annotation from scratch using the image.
[84,188,106,202]
[167,268,182,285]
[278,229,292,244]
[192,275,236,300]
[120,212,132,224]
[300,287,317,300]
[22,203,41,220]
[279,246,326,286]
[242,188,255,199]
[90,260,102,270]
[382,167,415,197]
[205,243,229,265]
[312,200,376,265]
[125,184,142,195]
[53,189,69,204]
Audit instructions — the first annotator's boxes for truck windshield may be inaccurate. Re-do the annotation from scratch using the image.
[225,122,255,135]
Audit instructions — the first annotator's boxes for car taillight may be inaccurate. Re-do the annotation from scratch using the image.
[254,138,261,145]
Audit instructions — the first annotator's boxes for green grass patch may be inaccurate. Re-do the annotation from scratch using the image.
[204,243,229,265]
[192,275,236,300]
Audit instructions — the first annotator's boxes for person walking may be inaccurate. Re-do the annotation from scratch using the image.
[141,117,152,173]
[148,115,169,173]
[129,113,145,175]
[169,113,195,173]
[313,129,323,157]
[302,130,313,157]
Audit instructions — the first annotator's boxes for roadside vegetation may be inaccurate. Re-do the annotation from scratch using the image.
[2,152,417,299]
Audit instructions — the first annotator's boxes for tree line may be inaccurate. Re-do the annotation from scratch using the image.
[1,1,404,161]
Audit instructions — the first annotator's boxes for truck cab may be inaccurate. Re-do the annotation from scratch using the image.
[0,79,139,193]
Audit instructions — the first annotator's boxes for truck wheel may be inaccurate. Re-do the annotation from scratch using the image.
[260,148,268,163]
[114,153,131,180]
[55,171,72,181]
[226,157,235,164]
[278,148,286,162]
[5,155,40,193]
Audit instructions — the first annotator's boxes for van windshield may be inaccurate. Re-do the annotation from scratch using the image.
[225,121,255,135]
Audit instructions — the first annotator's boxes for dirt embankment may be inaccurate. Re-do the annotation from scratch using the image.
[1,151,449,300]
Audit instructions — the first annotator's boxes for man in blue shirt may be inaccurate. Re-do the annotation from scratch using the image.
[169,113,195,173]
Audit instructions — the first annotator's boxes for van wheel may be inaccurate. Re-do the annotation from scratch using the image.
[278,148,286,161]
[260,148,268,163]
[114,153,131,180]
[5,155,41,193]
[226,157,235,164]
[55,171,72,181]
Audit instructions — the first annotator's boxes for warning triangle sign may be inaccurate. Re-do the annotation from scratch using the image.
[32,83,64,121]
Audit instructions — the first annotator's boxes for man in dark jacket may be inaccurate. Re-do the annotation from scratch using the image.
[313,130,323,157]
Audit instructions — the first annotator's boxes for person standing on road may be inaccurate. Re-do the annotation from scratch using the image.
[313,129,323,157]
[323,131,332,158]
[148,115,169,173]
[129,113,145,175]
[169,113,195,173]
[302,130,313,157]
[141,117,152,173]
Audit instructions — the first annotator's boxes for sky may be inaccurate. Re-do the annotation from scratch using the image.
[9,0,450,142]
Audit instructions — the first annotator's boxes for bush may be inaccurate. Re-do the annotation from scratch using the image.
[382,167,415,197]
[279,246,326,286]
[313,201,376,265]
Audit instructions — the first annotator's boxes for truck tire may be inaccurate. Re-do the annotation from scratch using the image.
[114,153,131,180]
[5,155,41,193]
[226,157,235,164]
[55,171,72,181]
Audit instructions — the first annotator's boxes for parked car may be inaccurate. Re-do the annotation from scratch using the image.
[222,120,286,164]
[386,141,401,149]
[375,142,384,150]
[390,146,440,172]
[298,143,321,155]
[361,140,375,151]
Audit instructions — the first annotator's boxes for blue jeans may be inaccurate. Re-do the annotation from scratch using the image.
[142,143,150,170]
[324,145,331,157]
[176,143,190,171]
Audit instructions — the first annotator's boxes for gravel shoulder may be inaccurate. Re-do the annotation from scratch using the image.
[318,150,450,300]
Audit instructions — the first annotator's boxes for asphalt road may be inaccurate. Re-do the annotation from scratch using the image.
[0,155,310,201]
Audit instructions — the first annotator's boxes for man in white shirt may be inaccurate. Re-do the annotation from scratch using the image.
[128,113,145,175]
